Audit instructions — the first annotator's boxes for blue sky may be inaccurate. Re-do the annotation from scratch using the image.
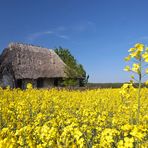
[1,0,148,82]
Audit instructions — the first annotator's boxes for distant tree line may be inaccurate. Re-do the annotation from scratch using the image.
[87,83,123,88]
[87,83,148,88]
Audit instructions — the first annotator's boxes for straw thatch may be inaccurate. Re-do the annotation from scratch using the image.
[0,43,67,80]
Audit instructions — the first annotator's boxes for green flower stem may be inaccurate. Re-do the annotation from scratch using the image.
[137,57,142,125]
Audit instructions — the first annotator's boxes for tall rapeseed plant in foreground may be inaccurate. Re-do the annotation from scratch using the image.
[124,43,148,124]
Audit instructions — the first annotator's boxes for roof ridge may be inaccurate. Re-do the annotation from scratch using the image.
[8,42,53,50]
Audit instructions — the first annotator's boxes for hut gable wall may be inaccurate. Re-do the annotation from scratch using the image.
[42,78,54,88]
[22,79,37,89]
[21,78,55,89]
[1,73,14,88]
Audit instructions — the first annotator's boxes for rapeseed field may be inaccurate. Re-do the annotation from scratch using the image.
[0,86,147,147]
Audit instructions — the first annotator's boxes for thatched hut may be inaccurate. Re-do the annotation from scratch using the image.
[0,43,69,88]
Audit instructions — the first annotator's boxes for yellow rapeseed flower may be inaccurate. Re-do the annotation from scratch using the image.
[128,47,136,52]
[124,66,130,71]
[135,43,144,51]
[0,86,147,147]
[145,68,148,74]
[132,63,140,73]
[124,55,131,61]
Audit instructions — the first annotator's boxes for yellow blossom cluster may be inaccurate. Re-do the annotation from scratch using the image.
[124,43,148,74]
[0,87,147,147]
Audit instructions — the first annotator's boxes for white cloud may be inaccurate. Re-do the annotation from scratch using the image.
[27,31,53,41]
[26,21,95,42]
[27,29,69,42]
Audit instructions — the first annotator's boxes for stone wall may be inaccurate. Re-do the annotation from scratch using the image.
[43,78,54,88]
[22,78,55,89]
[22,79,37,89]
[0,74,14,88]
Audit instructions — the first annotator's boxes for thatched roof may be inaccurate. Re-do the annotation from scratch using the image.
[0,43,67,79]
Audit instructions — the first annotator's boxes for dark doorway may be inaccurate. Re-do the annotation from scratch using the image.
[54,78,58,86]
[16,79,22,88]
[37,78,44,88]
